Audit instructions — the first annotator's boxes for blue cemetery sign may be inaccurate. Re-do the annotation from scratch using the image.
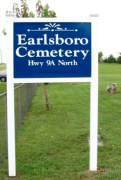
[14,22,91,78]
[8,21,98,177]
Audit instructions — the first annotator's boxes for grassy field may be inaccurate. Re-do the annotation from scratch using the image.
[0,83,6,94]
[0,64,6,94]
[0,64,121,179]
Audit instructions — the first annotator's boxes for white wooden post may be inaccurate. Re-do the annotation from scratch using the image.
[89,20,98,171]
[7,20,16,176]
[7,81,16,176]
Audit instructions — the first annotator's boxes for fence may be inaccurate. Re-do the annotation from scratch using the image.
[0,91,7,166]
[0,83,38,167]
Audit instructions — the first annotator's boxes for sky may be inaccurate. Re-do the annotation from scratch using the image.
[0,0,121,62]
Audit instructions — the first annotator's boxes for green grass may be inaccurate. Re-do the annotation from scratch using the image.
[0,64,121,179]
[0,83,6,94]
[0,64,6,93]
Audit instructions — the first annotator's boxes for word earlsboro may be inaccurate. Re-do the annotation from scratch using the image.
[17,34,89,45]
[16,34,89,60]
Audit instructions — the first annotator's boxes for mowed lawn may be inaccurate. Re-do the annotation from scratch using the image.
[0,84,6,94]
[0,64,6,94]
[0,64,121,179]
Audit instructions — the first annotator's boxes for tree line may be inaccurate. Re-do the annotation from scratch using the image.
[13,0,56,18]
[98,52,121,64]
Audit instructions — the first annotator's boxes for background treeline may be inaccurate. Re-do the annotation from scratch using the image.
[98,52,121,64]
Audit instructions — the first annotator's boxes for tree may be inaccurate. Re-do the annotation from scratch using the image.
[41,4,56,17]
[107,55,116,63]
[117,53,121,64]
[13,0,33,17]
[98,52,103,63]
[13,0,56,18]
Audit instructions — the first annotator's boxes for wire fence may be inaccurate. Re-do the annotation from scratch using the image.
[0,83,38,168]
[0,91,7,166]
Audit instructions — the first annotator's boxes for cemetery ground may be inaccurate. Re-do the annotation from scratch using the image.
[0,64,6,93]
[0,83,6,94]
[0,64,121,179]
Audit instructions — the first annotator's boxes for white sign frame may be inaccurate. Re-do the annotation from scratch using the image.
[7,18,98,176]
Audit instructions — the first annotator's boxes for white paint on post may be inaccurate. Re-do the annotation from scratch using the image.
[7,80,16,176]
[90,20,98,171]
[6,20,16,176]
[13,77,91,84]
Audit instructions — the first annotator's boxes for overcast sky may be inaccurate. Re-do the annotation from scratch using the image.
[0,0,121,62]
